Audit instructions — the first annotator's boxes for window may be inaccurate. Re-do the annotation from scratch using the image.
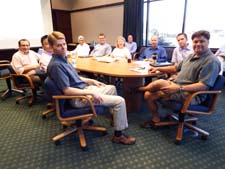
[143,0,225,48]
[144,0,185,46]
[185,0,225,48]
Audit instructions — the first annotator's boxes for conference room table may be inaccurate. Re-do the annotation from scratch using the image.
[74,56,160,113]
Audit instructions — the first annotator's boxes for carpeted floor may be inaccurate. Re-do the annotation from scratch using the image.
[0,81,225,169]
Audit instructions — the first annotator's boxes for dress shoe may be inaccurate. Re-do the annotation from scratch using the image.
[112,134,136,145]
[140,121,155,128]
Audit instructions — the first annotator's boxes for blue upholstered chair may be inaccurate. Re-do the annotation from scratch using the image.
[44,77,107,151]
[0,60,23,100]
[153,75,225,144]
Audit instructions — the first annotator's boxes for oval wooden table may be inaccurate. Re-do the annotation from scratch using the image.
[75,57,159,113]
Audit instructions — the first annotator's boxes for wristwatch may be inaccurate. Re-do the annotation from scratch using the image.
[180,85,185,92]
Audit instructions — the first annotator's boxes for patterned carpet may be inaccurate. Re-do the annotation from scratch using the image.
[0,81,225,169]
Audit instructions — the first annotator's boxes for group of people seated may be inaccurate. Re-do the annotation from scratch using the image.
[7,30,222,145]
[70,33,137,62]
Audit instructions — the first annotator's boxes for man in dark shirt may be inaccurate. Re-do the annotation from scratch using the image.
[139,30,220,127]
[47,31,136,145]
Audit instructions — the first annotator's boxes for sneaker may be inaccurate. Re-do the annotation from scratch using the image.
[112,134,136,145]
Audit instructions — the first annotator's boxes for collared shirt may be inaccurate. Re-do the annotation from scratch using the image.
[171,45,193,64]
[175,49,220,103]
[90,43,112,57]
[175,49,220,87]
[125,42,137,54]
[39,50,52,72]
[71,43,90,56]
[111,47,131,60]
[11,50,40,74]
[47,55,86,91]
[139,45,167,62]
[215,45,225,74]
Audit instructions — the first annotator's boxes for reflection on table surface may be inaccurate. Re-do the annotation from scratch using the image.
[75,56,159,78]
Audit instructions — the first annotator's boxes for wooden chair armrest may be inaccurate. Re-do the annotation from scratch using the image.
[0,63,10,67]
[181,90,221,115]
[11,74,36,89]
[0,60,10,64]
[53,95,97,117]
[132,52,140,60]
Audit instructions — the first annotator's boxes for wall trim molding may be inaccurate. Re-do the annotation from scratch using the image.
[70,2,124,13]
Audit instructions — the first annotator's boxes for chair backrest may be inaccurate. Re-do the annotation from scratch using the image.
[202,75,225,107]
[0,61,11,78]
[44,77,105,119]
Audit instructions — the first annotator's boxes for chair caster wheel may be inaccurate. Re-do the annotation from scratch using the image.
[102,131,108,136]
[201,135,208,140]
[42,115,47,120]
[174,140,181,145]
[54,140,61,146]
[16,101,19,104]
[81,146,89,151]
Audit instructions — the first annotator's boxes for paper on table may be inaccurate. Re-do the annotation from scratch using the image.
[130,67,148,73]
[94,56,118,63]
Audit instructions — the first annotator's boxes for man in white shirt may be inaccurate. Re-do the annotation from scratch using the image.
[171,33,193,64]
[215,45,225,75]
[90,33,112,57]
[39,35,53,73]
[71,35,90,56]
[11,39,40,75]
[11,39,43,84]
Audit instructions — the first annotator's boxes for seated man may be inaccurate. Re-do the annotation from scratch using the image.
[169,33,193,80]
[39,35,53,73]
[71,35,90,56]
[90,33,112,57]
[215,44,225,75]
[125,34,137,57]
[11,39,42,85]
[171,33,193,64]
[47,31,136,145]
[139,35,167,63]
[36,35,53,82]
[139,30,220,126]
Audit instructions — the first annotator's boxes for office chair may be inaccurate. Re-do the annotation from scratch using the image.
[0,60,23,100]
[10,73,40,106]
[45,77,107,151]
[151,75,225,144]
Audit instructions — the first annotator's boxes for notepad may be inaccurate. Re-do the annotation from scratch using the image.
[130,67,148,73]
[94,56,118,63]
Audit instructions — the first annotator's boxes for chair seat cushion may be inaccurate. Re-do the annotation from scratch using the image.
[60,100,105,118]
[160,100,210,113]
[0,69,10,77]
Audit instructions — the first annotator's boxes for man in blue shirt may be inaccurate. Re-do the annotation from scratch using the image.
[125,34,137,57]
[90,33,112,57]
[139,35,167,63]
[47,31,136,145]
